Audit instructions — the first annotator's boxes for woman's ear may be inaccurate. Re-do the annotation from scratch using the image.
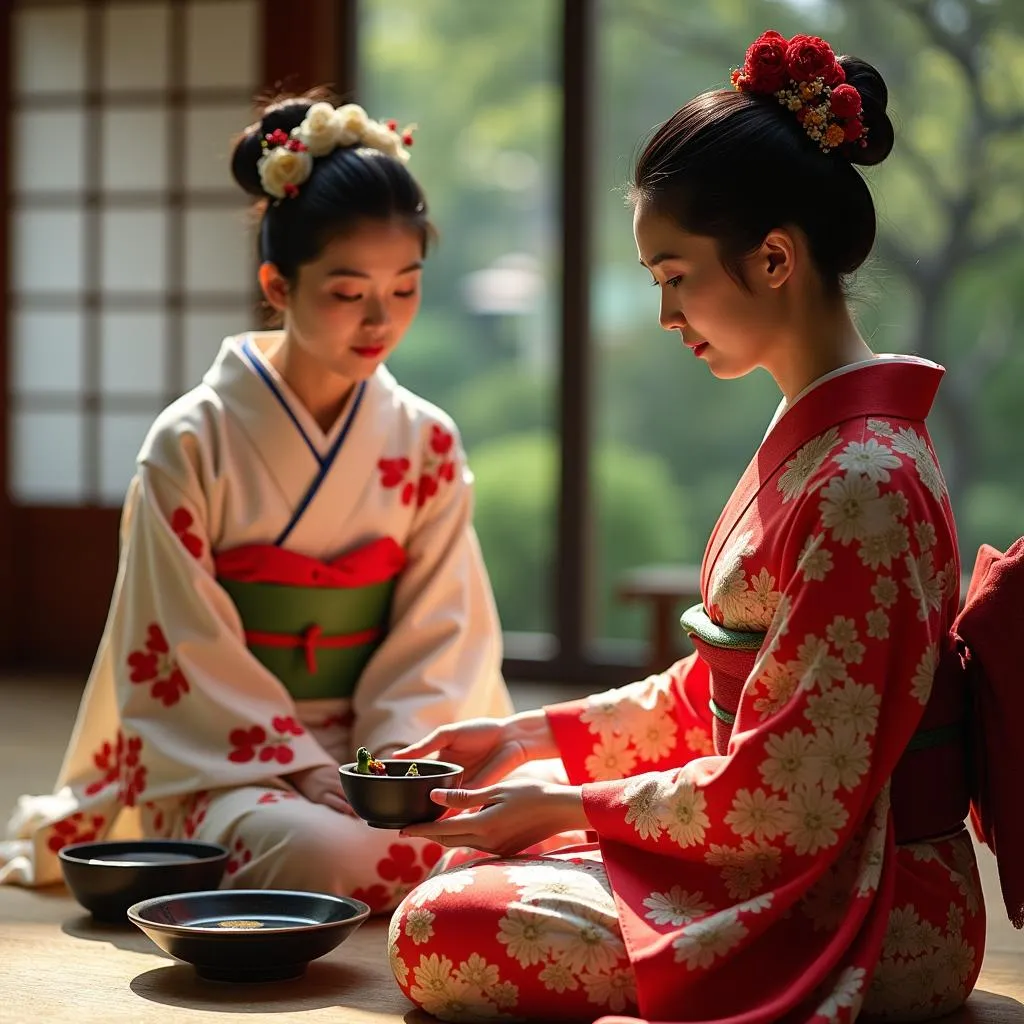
[258,262,290,312]
[755,229,796,290]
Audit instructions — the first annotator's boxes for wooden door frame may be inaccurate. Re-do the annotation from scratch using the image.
[0,2,11,667]
[1,0,357,673]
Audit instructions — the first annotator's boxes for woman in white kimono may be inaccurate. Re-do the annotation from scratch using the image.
[0,95,539,911]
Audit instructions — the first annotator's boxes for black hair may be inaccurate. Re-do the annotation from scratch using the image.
[230,91,435,283]
[630,56,895,295]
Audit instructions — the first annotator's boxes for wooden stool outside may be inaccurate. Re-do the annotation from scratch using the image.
[617,563,702,675]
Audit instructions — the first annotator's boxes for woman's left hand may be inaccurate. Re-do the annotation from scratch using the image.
[399,779,589,858]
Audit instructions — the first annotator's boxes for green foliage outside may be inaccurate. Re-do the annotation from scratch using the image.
[362,0,1024,639]
[469,433,691,637]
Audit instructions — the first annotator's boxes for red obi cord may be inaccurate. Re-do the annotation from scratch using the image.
[244,623,382,675]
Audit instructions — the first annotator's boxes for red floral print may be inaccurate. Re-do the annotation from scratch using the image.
[350,883,391,912]
[318,709,355,730]
[256,790,299,805]
[143,802,168,836]
[170,507,203,560]
[378,423,458,509]
[84,736,121,796]
[227,719,306,765]
[119,734,147,806]
[422,842,444,870]
[378,456,411,488]
[228,725,266,762]
[126,623,190,707]
[429,424,453,456]
[182,791,210,838]
[226,837,253,875]
[271,715,304,737]
[377,843,425,885]
[46,812,106,853]
[82,730,147,806]
[351,844,447,913]
[417,474,438,507]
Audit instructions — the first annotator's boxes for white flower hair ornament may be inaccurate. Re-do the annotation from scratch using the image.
[256,102,416,200]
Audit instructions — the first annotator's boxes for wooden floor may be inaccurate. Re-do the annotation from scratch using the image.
[1,675,1022,1024]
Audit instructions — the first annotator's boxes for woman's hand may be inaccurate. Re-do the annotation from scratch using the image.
[399,780,589,858]
[392,710,560,789]
[286,764,356,816]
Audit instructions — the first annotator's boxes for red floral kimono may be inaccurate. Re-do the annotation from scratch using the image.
[389,357,997,1024]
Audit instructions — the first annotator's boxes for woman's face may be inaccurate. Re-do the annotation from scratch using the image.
[633,198,791,381]
[261,217,424,381]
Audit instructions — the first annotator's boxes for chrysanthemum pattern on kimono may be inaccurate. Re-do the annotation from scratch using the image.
[389,358,985,1024]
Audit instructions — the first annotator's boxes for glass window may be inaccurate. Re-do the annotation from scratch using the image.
[591,0,1024,660]
[359,0,561,637]
[591,1,781,648]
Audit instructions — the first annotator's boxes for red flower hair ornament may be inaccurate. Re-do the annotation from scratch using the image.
[731,31,867,154]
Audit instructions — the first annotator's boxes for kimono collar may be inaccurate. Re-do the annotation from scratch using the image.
[758,355,944,489]
[202,333,395,515]
[701,356,945,590]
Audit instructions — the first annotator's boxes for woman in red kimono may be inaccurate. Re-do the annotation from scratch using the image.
[385,32,1018,1024]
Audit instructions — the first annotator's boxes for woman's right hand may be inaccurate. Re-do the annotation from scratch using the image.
[286,764,356,816]
[392,710,559,789]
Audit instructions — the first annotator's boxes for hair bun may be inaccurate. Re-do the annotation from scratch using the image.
[838,56,894,167]
[230,98,314,197]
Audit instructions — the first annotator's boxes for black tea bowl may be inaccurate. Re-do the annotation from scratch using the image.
[128,889,371,982]
[338,759,463,829]
[59,839,228,922]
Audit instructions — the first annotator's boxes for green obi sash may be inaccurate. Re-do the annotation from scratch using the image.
[680,602,962,753]
[215,538,407,702]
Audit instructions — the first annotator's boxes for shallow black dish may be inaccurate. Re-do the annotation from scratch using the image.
[59,839,228,922]
[127,889,370,982]
[338,758,463,828]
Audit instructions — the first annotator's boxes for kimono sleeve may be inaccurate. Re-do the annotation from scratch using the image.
[545,654,716,785]
[581,454,956,889]
[57,461,336,806]
[352,430,512,756]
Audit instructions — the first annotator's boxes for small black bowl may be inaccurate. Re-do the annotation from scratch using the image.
[59,839,228,922]
[128,889,370,982]
[338,759,463,829]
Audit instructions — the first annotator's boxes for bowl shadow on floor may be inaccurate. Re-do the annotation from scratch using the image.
[128,959,374,1014]
[61,912,174,959]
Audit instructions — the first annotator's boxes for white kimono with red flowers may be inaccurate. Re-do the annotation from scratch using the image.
[0,331,519,907]
[389,357,987,1023]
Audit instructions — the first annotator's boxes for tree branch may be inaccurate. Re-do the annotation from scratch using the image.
[898,138,951,204]
[625,3,737,70]
[889,0,980,84]
[988,109,1024,135]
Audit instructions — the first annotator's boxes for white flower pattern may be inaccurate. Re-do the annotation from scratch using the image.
[833,438,902,482]
[911,644,938,705]
[389,388,969,1024]
[672,909,749,969]
[642,886,713,927]
[798,533,835,581]
[778,427,842,501]
[818,473,890,545]
[710,531,756,623]
[658,780,710,848]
